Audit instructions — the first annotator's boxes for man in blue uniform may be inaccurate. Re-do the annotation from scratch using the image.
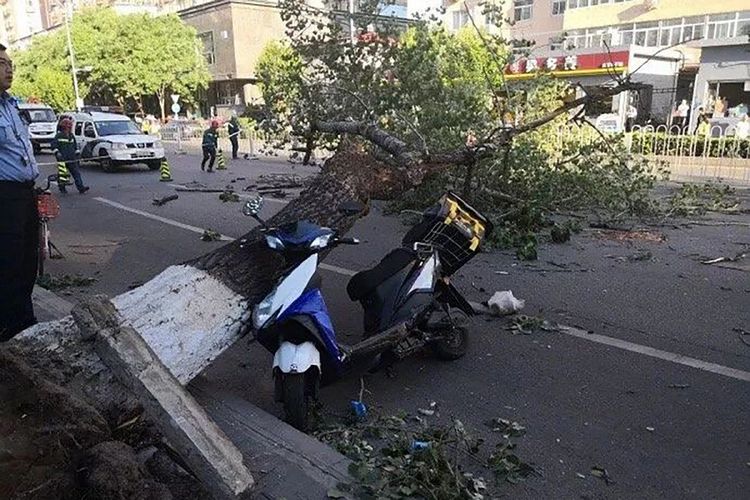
[0,43,40,340]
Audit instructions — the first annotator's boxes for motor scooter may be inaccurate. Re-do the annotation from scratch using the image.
[243,192,492,430]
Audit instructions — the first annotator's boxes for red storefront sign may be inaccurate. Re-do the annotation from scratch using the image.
[506,50,630,77]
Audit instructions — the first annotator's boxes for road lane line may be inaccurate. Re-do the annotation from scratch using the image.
[94,197,235,241]
[319,263,357,276]
[558,326,750,382]
[94,197,750,382]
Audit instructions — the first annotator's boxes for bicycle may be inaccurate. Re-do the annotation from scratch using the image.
[36,174,63,277]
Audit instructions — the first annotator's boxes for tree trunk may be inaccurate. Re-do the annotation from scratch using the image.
[157,88,166,122]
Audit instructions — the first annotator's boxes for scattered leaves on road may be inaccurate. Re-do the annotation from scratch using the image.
[200,229,222,241]
[315,409,535,499]
[36,273,97,291]
[486,418,527,438]
[219,190,240,202]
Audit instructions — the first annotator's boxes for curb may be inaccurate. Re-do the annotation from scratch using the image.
[32,285,74,322]
[191,381,352,499]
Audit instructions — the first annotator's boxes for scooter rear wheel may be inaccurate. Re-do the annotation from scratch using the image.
[430,308,470,360]
[282,373,313,431]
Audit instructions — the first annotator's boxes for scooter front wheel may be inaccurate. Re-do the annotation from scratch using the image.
[430,308,470,360]
[282,373,313,431]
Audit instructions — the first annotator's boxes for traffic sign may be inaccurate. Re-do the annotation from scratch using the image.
[171,103,181,114]
[171,94,180,104]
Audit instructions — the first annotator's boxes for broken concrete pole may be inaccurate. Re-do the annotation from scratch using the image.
[72,296,254,500]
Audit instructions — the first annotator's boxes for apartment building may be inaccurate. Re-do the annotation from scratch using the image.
[179,0,415,117]
[1,0,44,45]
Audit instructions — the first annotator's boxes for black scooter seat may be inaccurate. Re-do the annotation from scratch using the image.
[346,248,415,302]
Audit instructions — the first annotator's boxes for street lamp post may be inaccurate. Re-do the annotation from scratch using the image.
[62,0,83,110]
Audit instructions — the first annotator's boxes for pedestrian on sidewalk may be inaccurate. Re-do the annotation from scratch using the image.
[228,113,240,159]
[201,119,219,172]
[52,117,89,194]
[0,42,40,341]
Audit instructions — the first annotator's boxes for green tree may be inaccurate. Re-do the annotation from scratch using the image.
[11,7,210,118]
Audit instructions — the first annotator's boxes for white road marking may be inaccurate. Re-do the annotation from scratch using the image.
[95,197,750,383]
[319,263,357,276]
[559,326,750,382]
[94,197,235,241]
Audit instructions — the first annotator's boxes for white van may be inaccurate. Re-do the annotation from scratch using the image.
[18,103,57,153]
[57,111,165,172]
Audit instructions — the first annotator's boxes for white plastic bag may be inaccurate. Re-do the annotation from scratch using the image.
[487,290,525,316]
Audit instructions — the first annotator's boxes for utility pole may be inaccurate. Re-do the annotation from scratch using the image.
[62,0,82,111]
[348,0,355,45]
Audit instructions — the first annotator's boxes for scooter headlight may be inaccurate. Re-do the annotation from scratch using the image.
[265,235,285,250]
[253,294,275,329]
[309,233,333,250]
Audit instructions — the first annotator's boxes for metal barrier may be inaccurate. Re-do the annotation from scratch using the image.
[628,124,750,185]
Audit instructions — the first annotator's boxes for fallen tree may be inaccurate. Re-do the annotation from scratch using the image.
[3,2,659,497]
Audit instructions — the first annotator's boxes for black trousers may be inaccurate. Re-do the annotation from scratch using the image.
[201,147,216,171]
[0,181,39,341]
[230,136,239,159]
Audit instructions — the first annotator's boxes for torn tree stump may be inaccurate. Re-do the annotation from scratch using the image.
[71,296,254,500]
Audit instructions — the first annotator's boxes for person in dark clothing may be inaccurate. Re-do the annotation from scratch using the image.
[201,120,219,171]
[53,117,88,194]
[0,43,40,341]
[228,115,240,159]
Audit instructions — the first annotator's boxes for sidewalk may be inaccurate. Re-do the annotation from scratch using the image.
[30,287,351,499]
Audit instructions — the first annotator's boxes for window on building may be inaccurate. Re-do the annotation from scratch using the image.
[682,16,704,41]
[514,0,533,22]
[216,81,238,106]
[198,31,215,65]
[452,9,469,30]
[737,11,750,36]
[552,0,565,15]
[706,13,736,39]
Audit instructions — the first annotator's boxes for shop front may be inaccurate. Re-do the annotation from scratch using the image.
[505,45,683,131]
[689,37,750,135]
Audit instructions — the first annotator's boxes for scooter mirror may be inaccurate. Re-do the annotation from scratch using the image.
[338,200,365,217]
[242,196,264,216]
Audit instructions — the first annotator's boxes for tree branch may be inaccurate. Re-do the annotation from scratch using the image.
[311,80,644,167]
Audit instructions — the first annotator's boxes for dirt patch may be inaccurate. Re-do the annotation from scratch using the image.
[593,229,666,243]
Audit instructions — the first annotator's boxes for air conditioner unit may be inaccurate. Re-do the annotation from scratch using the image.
[643,0,658,10]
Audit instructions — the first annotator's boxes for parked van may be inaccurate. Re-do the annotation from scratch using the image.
[57,111,165,172]
[18,103,57,153]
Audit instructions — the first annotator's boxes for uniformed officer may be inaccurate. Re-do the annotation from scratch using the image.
[201,119,219,172]
[0,42,40,340]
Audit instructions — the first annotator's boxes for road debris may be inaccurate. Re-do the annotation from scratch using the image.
[152,194,178,206]
[734,328,750,347]
[219,190,240,202]
[507,315,553,335]
[576,473,586,479]
[486,418,526,438]
[591,465,612,484]
[200,229,222,242]
[487,290,525,316]
[645,426,655,432]
[594,229,666,243]
[701,252,747,265]
[36,273,97,291]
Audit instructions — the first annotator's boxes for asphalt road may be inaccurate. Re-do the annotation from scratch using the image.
[36,149,750,499]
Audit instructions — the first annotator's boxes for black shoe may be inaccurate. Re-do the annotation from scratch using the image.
[78,186,90,194]
[201,165,205,171]
[207,169,213,173]
[59,189,67,194]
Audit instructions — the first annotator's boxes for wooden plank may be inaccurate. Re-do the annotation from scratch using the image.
[72,296,254,500]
